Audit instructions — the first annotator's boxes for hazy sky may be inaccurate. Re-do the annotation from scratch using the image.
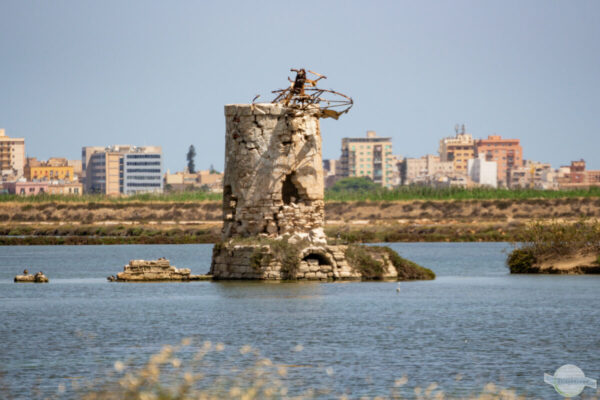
[1,0,599,171]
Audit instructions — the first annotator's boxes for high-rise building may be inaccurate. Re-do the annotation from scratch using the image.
[0,129,25,178]
[438,127,475,174]
[83,145,163,195]
[339,131,395,187]
[475,135,523,186]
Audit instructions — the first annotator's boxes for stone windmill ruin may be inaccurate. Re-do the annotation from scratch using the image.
[210,69,433,282]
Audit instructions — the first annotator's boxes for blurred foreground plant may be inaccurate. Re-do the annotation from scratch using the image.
[68,338,590,400]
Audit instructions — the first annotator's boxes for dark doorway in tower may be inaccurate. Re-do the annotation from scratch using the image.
[282,172,302,205]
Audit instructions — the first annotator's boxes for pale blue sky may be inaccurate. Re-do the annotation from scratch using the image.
[1,0,599,171]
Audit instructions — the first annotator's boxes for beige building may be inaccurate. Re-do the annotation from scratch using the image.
[68,159,82,178]
[339,131,395,187]
[438,127,475,174]
[508,160,553,189]
[164,169,223,192]
[400,154,454,185]
[46,181,84,196]
[0,128,25,178]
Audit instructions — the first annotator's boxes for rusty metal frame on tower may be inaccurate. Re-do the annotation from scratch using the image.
[270,68,353,119]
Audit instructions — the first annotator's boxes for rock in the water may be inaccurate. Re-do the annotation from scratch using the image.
[110,258,201,282]
[14,271,49,283]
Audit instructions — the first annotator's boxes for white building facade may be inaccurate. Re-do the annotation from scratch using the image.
[467,156,497,188]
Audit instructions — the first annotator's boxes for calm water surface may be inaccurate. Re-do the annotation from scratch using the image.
[1,243,599,399]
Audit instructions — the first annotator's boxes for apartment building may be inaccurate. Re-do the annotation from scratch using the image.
[0,129,25,178]
[164,169,223,192]
[25,157,74,181]
[508,160,553,189]
[339,131,395,187]
[557,160,600,189]
[4,180,48,195]
[475,135,523,186]
[84,145,163,195]
[438,129,475,174]
[46,181,84,196]
[400,155,454,185]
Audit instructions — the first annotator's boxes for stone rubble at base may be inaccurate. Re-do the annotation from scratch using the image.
[211,243,399,281]
[108,258,209,282]
[14,271,49,283]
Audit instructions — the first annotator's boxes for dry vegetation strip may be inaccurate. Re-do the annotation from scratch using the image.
[1,197,599,244]
[1,197,599,223]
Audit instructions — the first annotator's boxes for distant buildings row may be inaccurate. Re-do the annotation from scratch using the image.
[0,128,223,196]
[2,124,598,196]
[325,126,600,190]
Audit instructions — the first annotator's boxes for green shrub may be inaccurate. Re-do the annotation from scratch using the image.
[507,248,537,273]
[234,236,303,279]
[268,238,302,278]
[345,245,435,280]
[250,250,272,271]
[378,246,435,280]
[513,218,600,260]
[344,245,385,279]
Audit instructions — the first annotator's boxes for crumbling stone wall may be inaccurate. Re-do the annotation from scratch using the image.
[211,243,363,280]
[112,259,191,281]
[221,104,325,242]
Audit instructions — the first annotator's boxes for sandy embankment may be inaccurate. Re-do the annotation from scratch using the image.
[537,253,600,274]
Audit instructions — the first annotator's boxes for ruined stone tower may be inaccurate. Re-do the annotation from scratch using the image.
[221,103,326,243]
[210,103,363,280]
[208,70,431,281]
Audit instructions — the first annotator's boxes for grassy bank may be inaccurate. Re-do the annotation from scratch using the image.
[1,187,599,245]
[2,197,599,224]
[2,186,600,204]
[325,185,600,201]
[0,191,222,203]
[0,221,527,245]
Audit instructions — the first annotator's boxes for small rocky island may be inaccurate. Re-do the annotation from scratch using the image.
[108,258,210,282]
[14,270,49,283]
[507,220,600,274]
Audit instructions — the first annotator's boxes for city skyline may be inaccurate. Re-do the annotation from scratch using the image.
[1,1,599,172]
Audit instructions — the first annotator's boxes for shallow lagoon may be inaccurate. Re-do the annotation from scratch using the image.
[1,243,599,399]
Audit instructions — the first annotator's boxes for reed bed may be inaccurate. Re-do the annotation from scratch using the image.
[2,186,600,204]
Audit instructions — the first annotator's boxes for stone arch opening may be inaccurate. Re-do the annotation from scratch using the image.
[302,252,332,266]
[282,172,305,205]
